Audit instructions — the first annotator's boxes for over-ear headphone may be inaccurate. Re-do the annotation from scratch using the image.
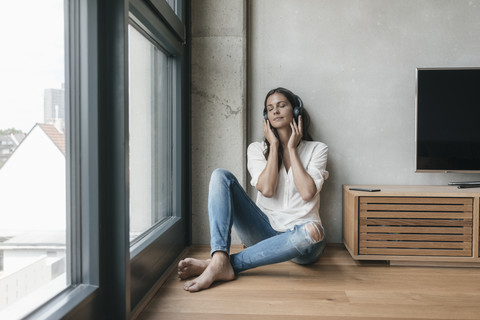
[293,95,303,121]
[263,95,303,122]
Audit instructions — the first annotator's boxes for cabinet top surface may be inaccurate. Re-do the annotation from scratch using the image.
[343,184,480,196]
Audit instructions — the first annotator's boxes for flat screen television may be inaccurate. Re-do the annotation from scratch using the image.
[415,68,480,173]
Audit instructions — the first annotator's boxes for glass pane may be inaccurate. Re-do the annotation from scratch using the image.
[166,0,176,13]
[0,1,67,318]
[128,25,173,242]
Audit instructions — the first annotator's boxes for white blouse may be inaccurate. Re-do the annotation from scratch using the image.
[247,140,329,232]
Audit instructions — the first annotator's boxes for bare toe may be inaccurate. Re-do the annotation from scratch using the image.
[178,258,210,280]
[183,252,235,292]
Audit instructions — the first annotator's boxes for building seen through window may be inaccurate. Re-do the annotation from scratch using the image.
[0,1,67,318]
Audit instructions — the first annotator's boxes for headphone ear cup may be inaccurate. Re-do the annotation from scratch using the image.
[263,110,268,121]
[294,95,304,121]
[293,107,300,120]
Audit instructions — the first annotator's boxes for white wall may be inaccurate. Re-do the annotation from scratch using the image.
[249,0,480,243]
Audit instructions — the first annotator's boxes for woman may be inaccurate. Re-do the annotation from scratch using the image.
[178,87,329,292]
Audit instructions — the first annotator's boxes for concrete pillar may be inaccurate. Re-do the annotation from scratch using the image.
[191,0,247,244]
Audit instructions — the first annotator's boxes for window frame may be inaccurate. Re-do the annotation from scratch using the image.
[127,7,184,254]
[127,0,188,311]
[23,0,189,318]
[127,18,177,250]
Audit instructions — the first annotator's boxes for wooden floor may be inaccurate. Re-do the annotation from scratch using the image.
[136,244,480,320]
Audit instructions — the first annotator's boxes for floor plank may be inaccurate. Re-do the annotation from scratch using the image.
[135,245,480,320]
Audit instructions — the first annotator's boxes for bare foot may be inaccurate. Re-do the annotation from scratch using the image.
[178,258,210,280]
[183,252,235,292]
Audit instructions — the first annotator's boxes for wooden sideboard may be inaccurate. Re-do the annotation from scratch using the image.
[343,185,480,266]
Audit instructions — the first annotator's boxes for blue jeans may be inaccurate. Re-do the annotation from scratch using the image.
[208,168,326,274]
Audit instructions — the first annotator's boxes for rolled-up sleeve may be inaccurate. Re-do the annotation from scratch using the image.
[247,142,267,187]
[306,143,329,195]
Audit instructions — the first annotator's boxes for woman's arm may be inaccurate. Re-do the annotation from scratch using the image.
[289,147,317,201]
[288,116,317,201]
[255,119,279,197]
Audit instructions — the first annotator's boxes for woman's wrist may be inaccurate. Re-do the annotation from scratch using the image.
[269,140,280,149]
[287,144,297,154]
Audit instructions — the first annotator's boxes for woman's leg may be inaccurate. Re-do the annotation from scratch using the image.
[208,168,277,256]
[179,168,274,280]
[230,222,326,273]
[181,169,276,291]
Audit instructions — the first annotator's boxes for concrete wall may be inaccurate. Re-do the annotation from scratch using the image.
[249,0,480,243]
[191,0,247,244]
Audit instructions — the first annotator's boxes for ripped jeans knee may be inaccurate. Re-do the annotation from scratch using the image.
[289,222,326,265]
[305,221,325,243]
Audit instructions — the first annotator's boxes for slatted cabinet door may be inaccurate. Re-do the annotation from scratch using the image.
[359,197,473,257]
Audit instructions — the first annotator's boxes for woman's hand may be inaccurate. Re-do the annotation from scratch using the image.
[263,118,278,146]
[287,115,303,150]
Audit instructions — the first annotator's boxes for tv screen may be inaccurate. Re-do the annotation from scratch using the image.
[416,68,480,172]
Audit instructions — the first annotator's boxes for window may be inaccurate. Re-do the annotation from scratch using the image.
[128,24,174,243]
[0,1,68,318]
[0,0,188,317]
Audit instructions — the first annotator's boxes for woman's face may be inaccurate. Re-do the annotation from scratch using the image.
[265,92,294,129]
